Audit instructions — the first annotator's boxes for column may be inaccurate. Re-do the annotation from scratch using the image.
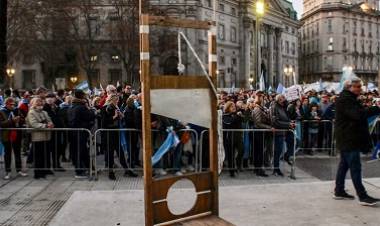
[275,28,283,86]
[241,17,252,88]
[268,26,274,87]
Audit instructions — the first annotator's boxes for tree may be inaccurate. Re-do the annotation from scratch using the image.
[0,0,7,84]
[107,0,140,86]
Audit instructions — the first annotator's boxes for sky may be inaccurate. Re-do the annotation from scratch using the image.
[292,0,303,18]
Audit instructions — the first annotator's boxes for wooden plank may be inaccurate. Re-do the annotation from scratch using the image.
[208,27,219,217]
[149,15,214,29]
[153,192,213,225]
[140,13,154,226]
[174,215,235,226]
[152,172,213,202]
[150,75,211,89]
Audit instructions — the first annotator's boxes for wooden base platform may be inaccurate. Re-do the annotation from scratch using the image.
[173,215,235,226]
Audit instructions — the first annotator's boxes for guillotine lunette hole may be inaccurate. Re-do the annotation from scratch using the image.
[166,178,197,216]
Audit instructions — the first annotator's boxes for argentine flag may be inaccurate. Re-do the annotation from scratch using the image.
[151,128,180,166]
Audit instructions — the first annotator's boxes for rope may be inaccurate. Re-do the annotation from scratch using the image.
[177,31,218,98]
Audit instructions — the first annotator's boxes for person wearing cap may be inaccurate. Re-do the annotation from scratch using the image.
[68,89,96,179]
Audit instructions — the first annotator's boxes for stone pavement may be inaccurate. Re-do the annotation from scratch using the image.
[0,164,315,226]
[49,178,380,226]
[0,158,378,226]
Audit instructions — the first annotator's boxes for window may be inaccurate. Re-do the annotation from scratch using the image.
[22,70,36,90]
[285,41,289,54]
[353,20,357,35]
[328,19,332,33]
[205,0,211,7]
[218,24,225,40]
[361,21,365,36]
[354,39,357,51]
[109,69,122,83]
[89,18,101,36]
[22,54,34,65]
[328,37,333,51]
[90,55,98,62]
[219,3,224,12]
[219,55,225,65]
[111,55,120,63]
[231,7,236,16]
[343,37,347,51]
[292,42,295,55]
[230,26,237,43]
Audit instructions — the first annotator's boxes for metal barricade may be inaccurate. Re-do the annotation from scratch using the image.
[200,128,297,179]
[0,128,93,180]
[93,128,141,179]
[93,128,199,179]
[297,120,335,156]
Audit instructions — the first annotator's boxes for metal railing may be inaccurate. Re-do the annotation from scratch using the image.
[296,120,335,156]
[0,128,94,179]
[200,128,297,179]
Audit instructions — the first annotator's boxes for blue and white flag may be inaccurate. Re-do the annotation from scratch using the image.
[76,81,90,91]
[276,83,285,94]
[151,128,180,166]
[268,86,273,93]
[371,142,380,160]
[259,71,265,91]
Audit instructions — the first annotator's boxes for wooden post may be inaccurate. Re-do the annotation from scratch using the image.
[208,24,219,216]
[140,12,154,226]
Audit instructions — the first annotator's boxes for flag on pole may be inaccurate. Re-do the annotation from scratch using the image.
[276,83,284,94]
[117,81,120,87]
[75,81,89,91]
[259,71,265,91]
[100,83,104,91]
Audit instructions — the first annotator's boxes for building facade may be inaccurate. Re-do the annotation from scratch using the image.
[300,0,380,83]
[8,0,300,89]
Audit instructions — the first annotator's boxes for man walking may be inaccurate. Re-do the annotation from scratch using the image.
[334,77,380,206]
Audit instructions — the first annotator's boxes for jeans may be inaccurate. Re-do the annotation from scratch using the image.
[274,132,295,169]
[335,151,367,198]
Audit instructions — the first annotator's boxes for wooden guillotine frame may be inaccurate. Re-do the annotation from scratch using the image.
[139,1,233,225]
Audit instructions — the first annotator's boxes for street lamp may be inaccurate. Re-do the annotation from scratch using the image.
[6,67,15,88]
[70,76,78,84]
[284,65,293,86]
[255,0,265,89]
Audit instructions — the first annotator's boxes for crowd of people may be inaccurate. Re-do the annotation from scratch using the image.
[0,81,379,181]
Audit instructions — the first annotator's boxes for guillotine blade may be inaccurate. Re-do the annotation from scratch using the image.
[151,89,212,128]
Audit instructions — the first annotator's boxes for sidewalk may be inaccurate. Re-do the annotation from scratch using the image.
[50,178,380,226]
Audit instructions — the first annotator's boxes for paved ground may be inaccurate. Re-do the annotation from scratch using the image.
[49,179,380,226]
[0,155,378,226]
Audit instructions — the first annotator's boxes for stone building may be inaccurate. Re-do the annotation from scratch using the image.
[300,0,380,83]
[8,0,300,89]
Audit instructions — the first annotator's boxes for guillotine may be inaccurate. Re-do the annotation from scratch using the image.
[139,1,233,225]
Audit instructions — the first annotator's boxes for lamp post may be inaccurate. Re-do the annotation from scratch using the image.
[284,65,293,86]
[6,67,15,88]
[255,0,265,89]
[70,76,78,84]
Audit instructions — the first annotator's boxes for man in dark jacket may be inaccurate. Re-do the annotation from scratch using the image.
[334,77,380,206]
[270,94,295,176]
[68,90,96,178]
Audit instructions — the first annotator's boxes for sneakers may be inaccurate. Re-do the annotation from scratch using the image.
[4,173,11,180]
[74,174,88,179]
[156,169,167,176]
[17,171,28,177]
[333,191,355,200]
[175,171,183,176]
[359,195,378,206]
[273,169,284,177]
[254,169,269,177]
[186,165,195,172]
